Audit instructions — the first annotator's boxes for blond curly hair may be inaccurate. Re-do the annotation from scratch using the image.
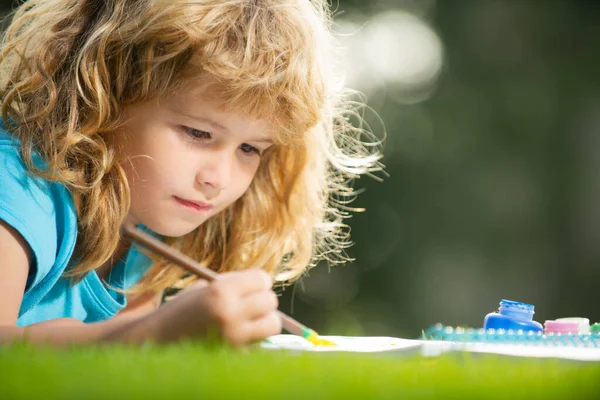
[0,0,383,292]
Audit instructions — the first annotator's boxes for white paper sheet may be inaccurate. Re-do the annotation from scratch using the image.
[262,334,422,353]
[262,334,600,361]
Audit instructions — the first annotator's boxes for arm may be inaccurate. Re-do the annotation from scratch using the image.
[0,220,281,346]
[0,219,155,346]
[15,291,166,344]
[117,290,163,317]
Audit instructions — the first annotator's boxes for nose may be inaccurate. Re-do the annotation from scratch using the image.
[195,148,234,199]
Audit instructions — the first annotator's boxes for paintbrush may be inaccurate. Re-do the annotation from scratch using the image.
[121,222,335,346]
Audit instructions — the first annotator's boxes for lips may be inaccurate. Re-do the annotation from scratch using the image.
[173,196,213,213]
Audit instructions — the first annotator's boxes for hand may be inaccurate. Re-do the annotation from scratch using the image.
[149,269,281,345]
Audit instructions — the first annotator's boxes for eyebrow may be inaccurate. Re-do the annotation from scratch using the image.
[174,110,274,144]
[175,110,227,131]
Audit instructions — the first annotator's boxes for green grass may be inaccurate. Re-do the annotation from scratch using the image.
[1,342,599,399]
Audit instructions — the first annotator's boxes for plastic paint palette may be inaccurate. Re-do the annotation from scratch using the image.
[423,323,600,348]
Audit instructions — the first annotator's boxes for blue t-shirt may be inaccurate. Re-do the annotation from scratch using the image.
[0,126,155,327]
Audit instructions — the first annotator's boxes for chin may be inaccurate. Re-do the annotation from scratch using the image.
[139,218,201,238]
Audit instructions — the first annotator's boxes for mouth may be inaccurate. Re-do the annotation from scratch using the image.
[173,196,213,213]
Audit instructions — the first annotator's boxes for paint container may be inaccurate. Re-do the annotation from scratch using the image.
[555,317,590,334]
[483,299,543,333]
[544,320,579,334]
[591,323,600,334]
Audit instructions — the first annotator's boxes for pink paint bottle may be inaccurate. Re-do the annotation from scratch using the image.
[555,317,590,334]
[544,320,579,334]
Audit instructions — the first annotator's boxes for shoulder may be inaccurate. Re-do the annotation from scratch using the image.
[0,126,78,292]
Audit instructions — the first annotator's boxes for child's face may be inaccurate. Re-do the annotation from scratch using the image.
[108,88,274,237]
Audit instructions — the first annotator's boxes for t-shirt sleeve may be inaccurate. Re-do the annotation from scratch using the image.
[0,141,76,291]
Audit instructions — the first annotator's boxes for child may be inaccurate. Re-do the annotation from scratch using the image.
[0,0,381,346]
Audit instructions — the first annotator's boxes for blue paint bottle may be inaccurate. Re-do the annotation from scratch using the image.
[483,299,543,333]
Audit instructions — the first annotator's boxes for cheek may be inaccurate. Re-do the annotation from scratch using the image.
[122,154,172,204]
[210,163,254,211]
[124,159,158,207]
[124,129,187,187]
[229,164,260,200]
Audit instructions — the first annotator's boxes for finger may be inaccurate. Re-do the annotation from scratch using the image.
[241,312,282,344]
[240,290,279,320]
[180,278,209,294]
[166,278,209,301]
[216,269,272,297]
[191,279,209,288]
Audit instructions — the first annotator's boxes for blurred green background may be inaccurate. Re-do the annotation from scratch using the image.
[1,0,599,339]
[277,0,600,338]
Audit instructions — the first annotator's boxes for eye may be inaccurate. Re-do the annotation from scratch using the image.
[182,126,212,140]
[240,143,261,156]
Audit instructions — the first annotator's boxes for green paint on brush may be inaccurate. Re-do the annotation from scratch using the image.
[300,326,313,339]
[302,327,336,346]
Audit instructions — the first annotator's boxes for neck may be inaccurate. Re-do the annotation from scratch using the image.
[95,231,134,282]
